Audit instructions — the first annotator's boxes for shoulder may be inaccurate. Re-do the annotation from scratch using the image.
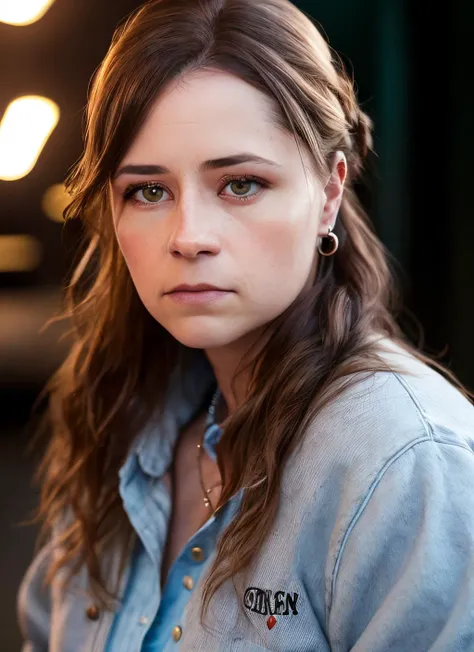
[293,338,474,481]
[319,361,474,650]
[283,339,474,590]
[287,338,474,509]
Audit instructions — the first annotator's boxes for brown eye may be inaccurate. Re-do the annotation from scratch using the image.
[141,186,163,202]
[229,180,253,196]
[123,183,169,205]
[221,177,266,200]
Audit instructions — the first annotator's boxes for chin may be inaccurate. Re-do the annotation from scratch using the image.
[161,317,247,350]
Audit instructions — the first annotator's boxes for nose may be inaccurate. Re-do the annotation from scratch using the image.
[167,199,220,259]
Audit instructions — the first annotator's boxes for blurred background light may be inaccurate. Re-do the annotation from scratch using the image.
[0,0,56,26]
[0,96,60,181]
[0,235,42,272]
[41,183,70,223]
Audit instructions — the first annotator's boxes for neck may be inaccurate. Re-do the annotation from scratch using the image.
[204,327,268,423]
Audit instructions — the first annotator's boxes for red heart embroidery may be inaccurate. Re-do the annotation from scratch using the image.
[267,615,277,630]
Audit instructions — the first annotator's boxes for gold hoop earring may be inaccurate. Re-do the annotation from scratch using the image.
[317,225,339,256]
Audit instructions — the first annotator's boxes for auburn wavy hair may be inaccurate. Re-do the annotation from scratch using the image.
[24,0,471,622]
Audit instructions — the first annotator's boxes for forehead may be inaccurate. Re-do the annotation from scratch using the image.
[122,69,310,171]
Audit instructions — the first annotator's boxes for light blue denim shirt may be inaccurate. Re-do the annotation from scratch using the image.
[17,340,474,651]
[106,406,238,652]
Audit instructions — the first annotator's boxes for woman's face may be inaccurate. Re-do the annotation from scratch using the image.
[110,69,345,350]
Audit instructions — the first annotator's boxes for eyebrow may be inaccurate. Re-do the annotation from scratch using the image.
[113,153,282,179]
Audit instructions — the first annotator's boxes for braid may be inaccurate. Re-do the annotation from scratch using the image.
[328,68,374,180]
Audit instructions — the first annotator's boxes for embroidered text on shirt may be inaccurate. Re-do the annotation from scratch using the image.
[243,587,299,616]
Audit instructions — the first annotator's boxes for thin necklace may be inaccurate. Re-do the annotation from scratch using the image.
[196,386,223,511]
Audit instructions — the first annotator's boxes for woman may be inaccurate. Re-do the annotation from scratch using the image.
[17,0,474,650]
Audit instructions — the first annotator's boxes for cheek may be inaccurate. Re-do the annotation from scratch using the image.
[116,227,142,268]
[115,222,161,294]
[246,211,317,296]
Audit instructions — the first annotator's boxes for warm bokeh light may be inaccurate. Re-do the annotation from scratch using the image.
[0,95,60,181]
[0,235,42,272]
[41,183,71,222]
[0,0,56,26]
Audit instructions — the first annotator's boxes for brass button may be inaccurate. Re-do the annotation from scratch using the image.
[172,625,182,642]
[183,575,194,590]
[191,546,204,562]
[86,604,100,621]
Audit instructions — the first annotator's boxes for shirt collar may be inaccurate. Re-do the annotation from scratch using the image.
[122,349,222,480]
[202,422,222,462]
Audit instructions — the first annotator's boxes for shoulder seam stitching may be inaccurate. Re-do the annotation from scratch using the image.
[327,436,474,630]
[391,371,434,440]
[327,434,431,623]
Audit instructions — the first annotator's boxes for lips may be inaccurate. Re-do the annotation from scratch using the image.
[167,283,230,294]
[165,288,232,305]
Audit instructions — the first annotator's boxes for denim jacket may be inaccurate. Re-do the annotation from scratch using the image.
[17,340,474,651]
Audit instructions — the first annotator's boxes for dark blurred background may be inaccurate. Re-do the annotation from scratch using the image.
[0,0,473,649]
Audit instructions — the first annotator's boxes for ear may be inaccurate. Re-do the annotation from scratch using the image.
[318,151,347,235]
